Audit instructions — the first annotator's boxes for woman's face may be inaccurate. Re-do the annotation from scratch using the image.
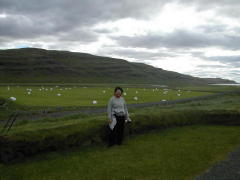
[115,89,122,98]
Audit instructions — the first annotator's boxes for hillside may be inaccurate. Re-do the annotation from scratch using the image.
[0,48,236,86]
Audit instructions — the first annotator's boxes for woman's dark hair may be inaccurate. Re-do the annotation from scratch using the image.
[114,86,123,94]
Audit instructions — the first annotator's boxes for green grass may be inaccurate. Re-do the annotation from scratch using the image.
[1,125,240,180]
[0,85,239,179]
[0,86,212,107]
[3,92,239,136]
[1,107,239,165]
[5,114,104,136]
[182,85,240,92]
[139,93,240,112]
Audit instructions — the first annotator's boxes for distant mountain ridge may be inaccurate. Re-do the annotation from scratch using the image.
[0,48,237,86]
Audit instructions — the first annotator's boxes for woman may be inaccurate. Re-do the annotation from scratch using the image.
[107,86,131,146]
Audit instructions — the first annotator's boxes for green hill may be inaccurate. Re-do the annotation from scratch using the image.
[0,48,236,86]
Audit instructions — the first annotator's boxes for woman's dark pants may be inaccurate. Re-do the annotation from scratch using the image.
[109,115,125,146]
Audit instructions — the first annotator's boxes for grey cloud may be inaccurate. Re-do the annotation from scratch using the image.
[0,0,169,19]
[1,0,240,48]
[179,0,240,10]
[186,69,239,82]
[193,52,240,68]
[0,37,9,44]
[0,14,98,43]
[1,0,240,42]
[208,56,240,67]
[0,0,170,39]
[0,14,52,39]
[113,30,240,50]
[196,64,229,69]
[57,29,98,42]
[197,24,228,34]
[191,51,205,57]
[98,48,176,61]
[93,29,113,34]
[228,71,240,76]
[179,0,240,20]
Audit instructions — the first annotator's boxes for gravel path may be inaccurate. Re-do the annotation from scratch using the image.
[196,147,240,180]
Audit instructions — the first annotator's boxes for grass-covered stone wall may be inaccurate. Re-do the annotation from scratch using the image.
[0,109,240,163]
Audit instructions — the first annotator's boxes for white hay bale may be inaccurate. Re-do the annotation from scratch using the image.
[9,97,16,101]
[134,97,138,100]
[92,100,97,104]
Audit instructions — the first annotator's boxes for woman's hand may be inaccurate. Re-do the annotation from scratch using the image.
[125,117,132,123]
[108,119,112,124]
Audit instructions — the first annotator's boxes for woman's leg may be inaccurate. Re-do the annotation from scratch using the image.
[116,116,125,145]
[108,126,116,147]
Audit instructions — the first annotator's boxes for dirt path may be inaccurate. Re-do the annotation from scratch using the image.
[195,146,240,180]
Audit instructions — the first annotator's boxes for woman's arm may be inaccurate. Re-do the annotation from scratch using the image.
[123,99,130,120]
[107,97,113,122]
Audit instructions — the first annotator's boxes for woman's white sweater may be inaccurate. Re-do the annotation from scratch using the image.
[107,96,129,130]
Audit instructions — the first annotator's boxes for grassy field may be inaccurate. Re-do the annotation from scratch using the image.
[141,93,240,112]
[182,85,240,92]
[3,91,239,136]
[0,85,212,107]
[0,84,240,179]
[1,125,240,180]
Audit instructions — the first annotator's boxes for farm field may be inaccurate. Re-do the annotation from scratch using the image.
[0,85,213,107]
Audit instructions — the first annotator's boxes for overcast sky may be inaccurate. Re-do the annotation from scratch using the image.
[0,0,240,83]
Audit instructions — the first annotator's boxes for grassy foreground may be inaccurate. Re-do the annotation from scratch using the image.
[1,125,240,180]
